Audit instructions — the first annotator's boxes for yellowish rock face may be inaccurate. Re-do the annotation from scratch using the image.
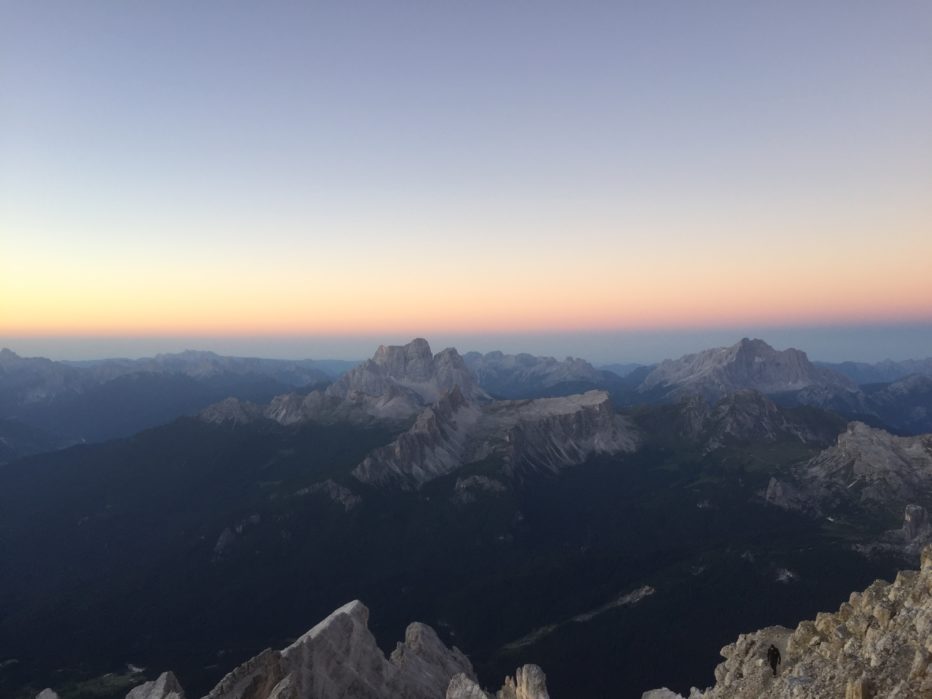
[671,545,932,699]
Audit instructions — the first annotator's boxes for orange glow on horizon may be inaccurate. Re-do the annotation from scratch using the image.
[4,218,931,339]
[4,289,931,338]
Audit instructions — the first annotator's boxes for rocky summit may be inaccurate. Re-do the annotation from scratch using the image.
[200,339,488,426]
[327,338,488,414]
[638,338,856,401]
[101,600,549,699]
[352,388,638,488]
[643,545,932,698]
[447,665,551,699]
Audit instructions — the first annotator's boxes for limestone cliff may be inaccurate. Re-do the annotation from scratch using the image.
[117,600,550,699]
[325,338,488,418]
[638,338,857,402]
[463,350,606,398]
[447,665,550,699]
[126,673,186,699]
[201,600,473,699]
[200,339,487,426]
[765,422,932,518]
[644,545,932,698]
[674,389,842,453]
[352,389,637,488]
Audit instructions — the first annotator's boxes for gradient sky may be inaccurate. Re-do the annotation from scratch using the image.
[2,2,931,361]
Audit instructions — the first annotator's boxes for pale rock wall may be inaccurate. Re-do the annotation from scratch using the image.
[645,545,932,698]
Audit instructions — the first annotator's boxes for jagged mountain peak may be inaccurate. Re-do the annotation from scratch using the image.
[639,338,855,400]
[730,337,778,355]
[125,672,185,699]
[114,599,551,699]
[106,598,553,699]
[353,388,637,488]
[284,598,369,647]
[326,338,487,410]
[371,337,435,377]
[832,419,932,458]
[766,421,932,520]
[196,340,487,426]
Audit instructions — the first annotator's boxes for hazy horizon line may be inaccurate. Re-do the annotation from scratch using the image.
[3,321,932,365]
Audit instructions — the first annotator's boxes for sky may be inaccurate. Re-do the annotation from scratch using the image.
[2,1,931,362]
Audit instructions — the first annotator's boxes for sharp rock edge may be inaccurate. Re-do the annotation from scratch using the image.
[639,337,857,400]
[199,338,489,426]
[351,388,638,489]
[642,544,932,698]
[108,600,549,699]
[765,421,932,528]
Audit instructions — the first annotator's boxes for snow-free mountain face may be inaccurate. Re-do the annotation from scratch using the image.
[0,348,88,407]
[327,338,488,415]
[638,338,857,402]
[767,422,932,517]
[649,546,932,699]
[862,373,932,434]
[0,348,337,450]
[818,357,932,385]
[676,390,845,454]
[0,348,332,402]
[204,339,488,425]
[105,599,549,699]
[352,388,637,489]
[199,599,478,699]
[463,350,609,399]
[202,342,636,490]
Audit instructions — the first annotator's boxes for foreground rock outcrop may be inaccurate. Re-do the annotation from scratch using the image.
[644,545,932,698]
[126,672,186,699]
[113,600,550,699]
[447,665,550,699]
[202,600,473,699]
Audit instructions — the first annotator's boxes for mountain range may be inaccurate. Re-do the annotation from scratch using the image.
[629,338,932,434]
[5,337,931,465]
[637,338,858,399]
[0,349,355,462]
[817,357,932,385]
[463,350,617,399]
[3,336,932,698]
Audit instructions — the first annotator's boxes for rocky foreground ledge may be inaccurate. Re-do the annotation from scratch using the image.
[36,546,932,698]
[35,600,549,699]
[646,544,932,698]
